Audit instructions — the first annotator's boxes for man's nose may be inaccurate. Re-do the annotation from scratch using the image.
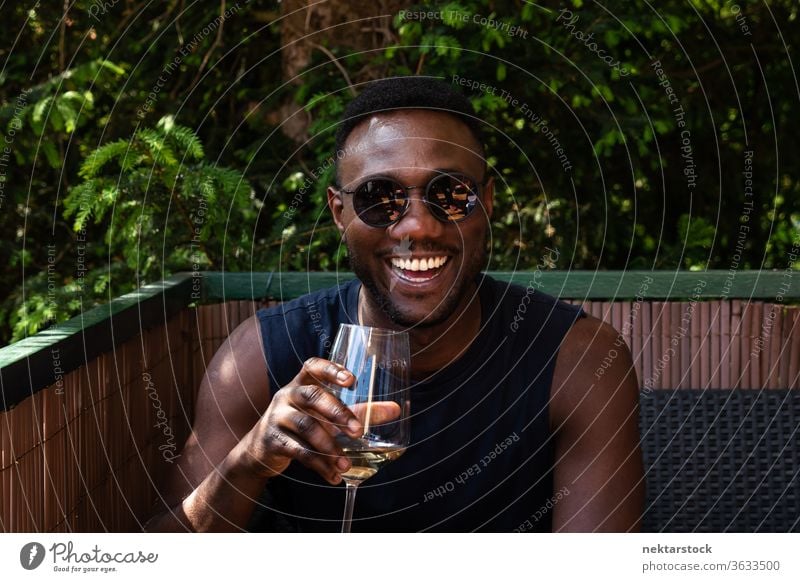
[388,189,445,240]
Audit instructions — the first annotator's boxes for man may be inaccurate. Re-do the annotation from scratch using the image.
[146,76,644,532]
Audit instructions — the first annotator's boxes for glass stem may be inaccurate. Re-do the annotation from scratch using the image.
[341,481,359,533]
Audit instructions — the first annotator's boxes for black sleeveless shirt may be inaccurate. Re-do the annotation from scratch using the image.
[250,274,584,532]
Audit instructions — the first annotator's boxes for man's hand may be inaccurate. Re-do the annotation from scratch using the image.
[146,319,403,532]
[237,357,363,485]
[147,320,370,531]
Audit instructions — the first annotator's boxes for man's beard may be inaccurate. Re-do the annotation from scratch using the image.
[347,235,488,329]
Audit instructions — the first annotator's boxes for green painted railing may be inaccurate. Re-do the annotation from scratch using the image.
[1,269,797,411]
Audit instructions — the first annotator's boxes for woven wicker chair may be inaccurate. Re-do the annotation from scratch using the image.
[639,389,800,532]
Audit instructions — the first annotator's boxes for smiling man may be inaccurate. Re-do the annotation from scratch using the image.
[146,76,644,533]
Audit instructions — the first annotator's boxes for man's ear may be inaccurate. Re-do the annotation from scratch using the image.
[327,186,346,234]
[482,176,494,220]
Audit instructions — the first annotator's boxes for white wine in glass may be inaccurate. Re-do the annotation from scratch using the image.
[327,324,410,532]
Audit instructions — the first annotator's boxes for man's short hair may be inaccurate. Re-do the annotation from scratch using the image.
[333,76,485,182]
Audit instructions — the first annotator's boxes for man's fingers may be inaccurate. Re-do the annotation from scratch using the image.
[300,357,354,388]
[265,429,344,485]
[349,402,402,427]
[281,410,348,469]
[289,384,363,437]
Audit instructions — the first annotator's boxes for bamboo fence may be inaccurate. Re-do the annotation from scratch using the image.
[1,298,798,532]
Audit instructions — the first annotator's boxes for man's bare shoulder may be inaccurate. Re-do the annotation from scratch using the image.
[550,314,638,429]
[204,313,265,380]
[554,314,622,375]
[193,313,271,437]
[201,314,269,408]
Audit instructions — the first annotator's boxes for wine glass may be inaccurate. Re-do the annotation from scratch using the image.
[326,324,411,533]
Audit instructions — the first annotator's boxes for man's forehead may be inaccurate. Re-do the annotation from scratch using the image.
[339,110,483,178]
[346,109,475,145]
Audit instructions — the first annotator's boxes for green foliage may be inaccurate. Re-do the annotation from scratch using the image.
[371,0,800,273]
[7,112,256,342]
[2,59,124,169]
[1,0,799,345]
[64,114,254,279]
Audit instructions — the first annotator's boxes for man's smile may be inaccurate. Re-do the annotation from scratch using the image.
[387,254,450,285]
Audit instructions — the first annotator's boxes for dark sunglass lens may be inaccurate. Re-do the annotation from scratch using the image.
[354,179,406,226]
[427,175,479,222]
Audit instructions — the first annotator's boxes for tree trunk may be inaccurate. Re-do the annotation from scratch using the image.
[280,0,406,84]
[269,0,408,142]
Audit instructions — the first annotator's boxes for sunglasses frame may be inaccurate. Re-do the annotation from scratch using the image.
[336,172,488,228]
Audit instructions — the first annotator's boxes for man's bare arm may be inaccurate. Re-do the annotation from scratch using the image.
[144,314,362,532]
[549,317,645,532]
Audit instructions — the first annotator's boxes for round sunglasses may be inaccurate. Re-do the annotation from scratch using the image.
[337,172,486,228]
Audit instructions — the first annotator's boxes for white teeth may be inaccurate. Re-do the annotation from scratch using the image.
[390,256,448,272]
